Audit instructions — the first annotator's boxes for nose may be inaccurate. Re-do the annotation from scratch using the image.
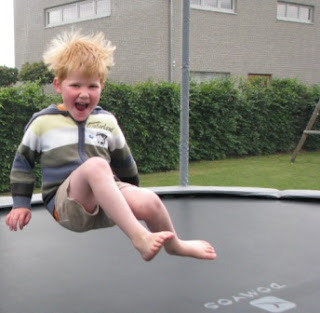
[79,87,89,99]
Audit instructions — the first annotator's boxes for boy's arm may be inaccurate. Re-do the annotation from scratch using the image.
[111,147,140,186]
[5,208,32,231]
[110,139,139,186]
[108,116,140,186]
[7,150,35,231]
[7,150,36,231]
[10,148,37,209]
[9,123,39,230]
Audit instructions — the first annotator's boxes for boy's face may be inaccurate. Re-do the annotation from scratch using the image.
[53,71,104,122]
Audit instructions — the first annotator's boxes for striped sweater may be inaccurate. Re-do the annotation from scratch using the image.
[10,104,139,215]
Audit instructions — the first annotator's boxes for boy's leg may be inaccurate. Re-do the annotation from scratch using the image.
[67,157,174,261]
[120,187,217,260]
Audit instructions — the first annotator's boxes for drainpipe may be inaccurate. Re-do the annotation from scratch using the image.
[169,0,174,82]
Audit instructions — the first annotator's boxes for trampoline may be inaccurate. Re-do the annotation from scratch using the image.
[1,186,320,313]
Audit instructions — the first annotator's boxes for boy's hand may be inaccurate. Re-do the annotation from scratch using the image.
[5,208,32,231]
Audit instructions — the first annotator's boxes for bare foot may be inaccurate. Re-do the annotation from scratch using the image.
[132,231,174,261]
[165,239,217,260]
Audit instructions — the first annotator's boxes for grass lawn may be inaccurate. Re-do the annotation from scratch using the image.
[140,151,320,191]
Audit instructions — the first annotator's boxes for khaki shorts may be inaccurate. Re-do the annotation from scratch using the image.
[54,176,132,233]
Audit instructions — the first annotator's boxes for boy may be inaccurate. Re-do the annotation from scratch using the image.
[6,31,216,262]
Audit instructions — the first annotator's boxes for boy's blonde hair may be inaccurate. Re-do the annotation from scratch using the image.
[43,30,115,83]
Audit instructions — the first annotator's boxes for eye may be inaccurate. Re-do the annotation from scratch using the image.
[70,83,80,88]
[89,84,99,89]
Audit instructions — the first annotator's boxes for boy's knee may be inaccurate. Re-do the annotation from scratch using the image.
[83,157,112,174]
[143,190,162,213]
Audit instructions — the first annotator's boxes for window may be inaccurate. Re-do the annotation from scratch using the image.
[63,4,77,22]
[277,2,313,23]
[191,0,235,14]
[248,74,272,85]
[47,8,61,25]
[191,71,230,83]
[45,0,111,28]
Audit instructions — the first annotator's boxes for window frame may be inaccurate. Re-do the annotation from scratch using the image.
[277,1,314,24]
[45,0,111,28]
[191,0,236,14]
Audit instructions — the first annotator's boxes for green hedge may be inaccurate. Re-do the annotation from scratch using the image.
[0,83,60,192]
[190,78,320,160]
[1,78,319,193]
[100,81,180,173]
[189,78,240,160]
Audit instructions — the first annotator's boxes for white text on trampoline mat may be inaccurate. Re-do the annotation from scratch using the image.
[204,282,287,310]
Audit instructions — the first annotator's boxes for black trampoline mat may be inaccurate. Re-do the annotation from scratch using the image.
[1,196,319,313]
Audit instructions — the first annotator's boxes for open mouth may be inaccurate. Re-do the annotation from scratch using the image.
[75,102,89,112]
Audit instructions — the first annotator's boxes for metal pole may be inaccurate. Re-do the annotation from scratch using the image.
[179,0,190,186]
[169,0,174,82]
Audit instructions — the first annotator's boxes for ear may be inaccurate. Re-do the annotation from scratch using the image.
[53,77,62,94]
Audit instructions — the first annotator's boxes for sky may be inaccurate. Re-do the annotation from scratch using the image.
[0,0,15,68]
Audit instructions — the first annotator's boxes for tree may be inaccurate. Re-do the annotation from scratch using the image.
[18,61,54,85]
[0,66,19,87]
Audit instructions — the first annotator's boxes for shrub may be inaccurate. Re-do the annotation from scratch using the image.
[18,61,54,85]
[0,78,319,193]
[100,81,180,173]
[189,78,240,160]
[0,83,59,192]
[0,66,18,87]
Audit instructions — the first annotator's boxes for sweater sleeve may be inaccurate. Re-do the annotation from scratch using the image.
[10,124,39,209]
[108,118,140,186]
[110,145,140,186]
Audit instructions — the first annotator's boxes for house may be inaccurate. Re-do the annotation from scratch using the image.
[14,0,320,84]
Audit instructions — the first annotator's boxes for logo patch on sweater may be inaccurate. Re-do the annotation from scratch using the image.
[88,131,108,147]
[96,132,108,146]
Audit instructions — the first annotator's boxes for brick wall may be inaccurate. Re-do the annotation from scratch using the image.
[14,0,320,84]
